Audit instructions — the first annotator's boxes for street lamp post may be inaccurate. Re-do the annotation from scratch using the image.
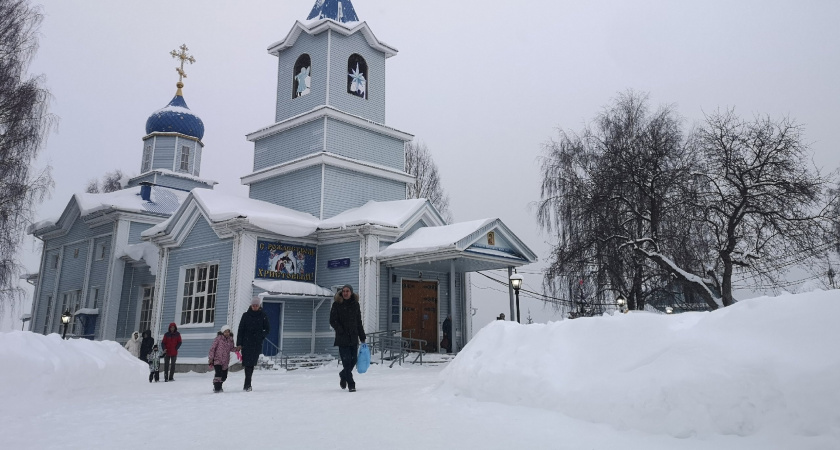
[509,272,523,324]
[61,310,72,339]
[616,294,627,314]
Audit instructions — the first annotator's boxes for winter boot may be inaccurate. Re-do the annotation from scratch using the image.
[340,379,347,390]
[149,373,153,383]
[348,382,356,392]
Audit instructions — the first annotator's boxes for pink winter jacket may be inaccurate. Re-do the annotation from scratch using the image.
[208,334,236,370]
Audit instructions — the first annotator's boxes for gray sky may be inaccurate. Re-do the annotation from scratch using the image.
[10,0,840,330]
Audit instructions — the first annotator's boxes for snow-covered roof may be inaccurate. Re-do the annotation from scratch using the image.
[19,313,31,321]
[254,279,333,297]
[378,219,494,259]
[74,308,99,315]
[28,186,189,235]
[117,242,160,273]
[142,189,320,239]
[320,199,428,229]
[128,169,217,187]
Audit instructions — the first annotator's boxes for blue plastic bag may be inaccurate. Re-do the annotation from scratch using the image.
[357,343,371,374]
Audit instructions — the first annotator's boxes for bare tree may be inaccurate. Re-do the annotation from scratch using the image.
[405,140,452,223]
[85,169,124,194]
[0,0,55,319]
[537,91,707,313]
[690,110,838,306]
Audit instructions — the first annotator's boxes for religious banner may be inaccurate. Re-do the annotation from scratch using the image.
[255,240,317,281]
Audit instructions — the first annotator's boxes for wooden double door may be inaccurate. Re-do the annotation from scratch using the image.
[401,280,438,352]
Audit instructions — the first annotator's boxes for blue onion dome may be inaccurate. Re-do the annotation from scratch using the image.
[145,84,205,140]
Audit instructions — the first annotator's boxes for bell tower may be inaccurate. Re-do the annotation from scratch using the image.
[242,0,414,220]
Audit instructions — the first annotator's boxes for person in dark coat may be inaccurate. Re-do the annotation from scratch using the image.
[139,330,154,362]
[236,296,270,392]
[329,284,366,392]
[161,323,181,382]
[441,315,453,353]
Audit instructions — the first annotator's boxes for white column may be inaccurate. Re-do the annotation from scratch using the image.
[231,233,257,335]
[101,220,130,340]
[360,233,380,334]
[151,247,169,343]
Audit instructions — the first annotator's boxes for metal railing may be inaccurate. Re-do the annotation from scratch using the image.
[259,338,288,370]
[366,329,428,368]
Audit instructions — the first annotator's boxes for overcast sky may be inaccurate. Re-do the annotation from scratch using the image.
[10,0,840,330]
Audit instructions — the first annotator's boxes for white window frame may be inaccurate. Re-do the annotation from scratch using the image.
[43,295,54,334]
[69,290,82,335]
[179,145,191,172]
[95,242,107,261]
[89,287,100,310]
[176,262,219,327]
[137,285,155,333]
[142,145,153,172]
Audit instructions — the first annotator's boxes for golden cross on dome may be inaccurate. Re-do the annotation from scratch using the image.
[170,44,196,88]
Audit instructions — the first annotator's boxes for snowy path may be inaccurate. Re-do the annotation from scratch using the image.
[1,361,809,450]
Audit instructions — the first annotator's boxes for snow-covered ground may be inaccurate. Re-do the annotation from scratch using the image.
[2,290,838,449]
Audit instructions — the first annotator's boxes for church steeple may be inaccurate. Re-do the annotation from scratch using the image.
[306,0,359,23]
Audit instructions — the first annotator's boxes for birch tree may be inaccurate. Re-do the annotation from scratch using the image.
[0,0,55,319]
[405,140,452,223]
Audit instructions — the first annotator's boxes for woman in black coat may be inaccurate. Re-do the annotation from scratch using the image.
[236,297,270,392]
[329,284,366,392]
[138,330,154,362]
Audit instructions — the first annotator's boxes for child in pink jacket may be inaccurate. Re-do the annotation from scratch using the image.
[208,325,237,393]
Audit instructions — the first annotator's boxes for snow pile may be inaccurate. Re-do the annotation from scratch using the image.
[379,218,493,258]
[319,199,428,230]
[0,331,147,399]
[440,289,840,438]
[253,279,334,297]
[117,242,160,273]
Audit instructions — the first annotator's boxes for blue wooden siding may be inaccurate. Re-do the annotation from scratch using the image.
[275,32,329,123]
[248,165,322,217]
[322,165,405,218]
[115,265,155,340]
[315,241,360,291]
[128,222,154,244]
[151,136,175,171]
[327,31,387,123]
[252,119,323,171]
[324,118,405,170]
[159,218,233,354]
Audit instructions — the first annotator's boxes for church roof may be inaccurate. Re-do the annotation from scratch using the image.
[145,93,205,140]
[306,0,359,23]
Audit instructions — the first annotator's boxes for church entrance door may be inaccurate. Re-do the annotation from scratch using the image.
[401,280,438,352]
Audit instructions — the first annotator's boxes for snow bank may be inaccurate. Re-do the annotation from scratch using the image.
[0,332,147,399]
[440,290,840,438]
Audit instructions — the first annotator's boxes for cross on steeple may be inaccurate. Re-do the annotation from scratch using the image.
[170,44,196,95]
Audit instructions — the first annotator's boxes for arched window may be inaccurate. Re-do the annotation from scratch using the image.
[293,54,311,99]
[347,54,368,99]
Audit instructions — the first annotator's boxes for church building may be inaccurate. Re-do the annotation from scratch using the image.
[27,0,537,370]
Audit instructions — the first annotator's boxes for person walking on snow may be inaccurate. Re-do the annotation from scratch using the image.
[147,343,164,382]
[329,284,366,392]
[208,325,236,393]
[124,331,141,358]
[442,315,453,353]
[237,297,269,392]
[161,323,182,382]
[139,330,154,362]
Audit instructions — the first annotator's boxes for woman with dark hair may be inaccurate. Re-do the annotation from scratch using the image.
[139,330,154,362]
[330,284,366,392]
[236,296,269,392]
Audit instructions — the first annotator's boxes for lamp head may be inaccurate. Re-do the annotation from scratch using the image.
[509,273,523,290]
[60,310,72,324]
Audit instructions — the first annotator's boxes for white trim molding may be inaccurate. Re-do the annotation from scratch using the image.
[241,151,415,186]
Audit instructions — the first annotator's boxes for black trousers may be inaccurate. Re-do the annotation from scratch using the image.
[244,366,254,389]
[213,365,228,391]
[338,345,358,386]
[164,355,177,380]
[149,371,159,382]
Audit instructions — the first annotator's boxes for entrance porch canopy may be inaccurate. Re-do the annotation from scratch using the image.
[378,218,537,273]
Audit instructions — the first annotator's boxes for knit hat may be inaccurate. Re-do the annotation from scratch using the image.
[341,284,354,294]
[221,325,231,333]
[251,296,262,306]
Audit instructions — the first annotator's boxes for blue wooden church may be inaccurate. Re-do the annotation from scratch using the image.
[27,0,537,371]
